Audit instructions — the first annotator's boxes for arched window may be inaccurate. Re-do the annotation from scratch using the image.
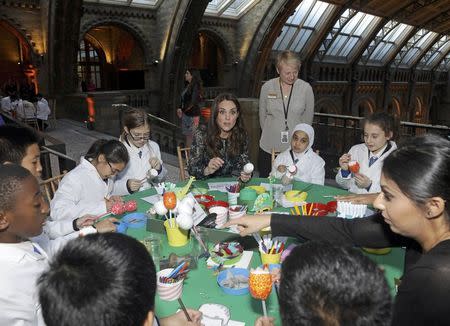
[77,39,102,91]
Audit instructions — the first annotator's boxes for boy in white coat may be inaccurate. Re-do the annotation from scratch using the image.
[336,112,397,194]
[271,123,325,185]
[115,108,167,195]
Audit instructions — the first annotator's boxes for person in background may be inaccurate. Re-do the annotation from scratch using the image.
[34,94,51,130]
[336,112,397,194]
[49,139,128,236]
[271,123,325,185]
[177,69,203,147]
[258,50,314,177]
[226,134,450,325]
[115,108,167,195]
[38,233,203,326]
[255,242,392,326]
[188,93,251,181]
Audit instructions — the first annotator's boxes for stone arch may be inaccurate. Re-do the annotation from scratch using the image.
[388,96,401,119]
[79,18,152,63]
[315,97,340,114]
[353,96,375,117]
[413,96,425,122]
[0,17,39,57]
[197,27,234,64]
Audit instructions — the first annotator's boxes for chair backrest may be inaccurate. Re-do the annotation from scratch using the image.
[40,171,67,203]
[271,148,280,169]
[177,146,191,181]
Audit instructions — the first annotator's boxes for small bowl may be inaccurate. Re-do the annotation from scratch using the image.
[204,200,229,210]
[121,212,147,228]
[217,268,249,295]
[194,194,214,204]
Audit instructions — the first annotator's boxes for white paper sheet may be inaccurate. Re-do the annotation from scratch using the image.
[207,182,238,192]
[141,194,161,205]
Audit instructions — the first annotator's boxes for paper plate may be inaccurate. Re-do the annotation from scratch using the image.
[285,190,308,202]
[210,241,243,265]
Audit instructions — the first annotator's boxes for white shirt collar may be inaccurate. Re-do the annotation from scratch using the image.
[369,143,388,159]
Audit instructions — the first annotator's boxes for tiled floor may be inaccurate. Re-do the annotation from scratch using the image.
[46,119,182,183]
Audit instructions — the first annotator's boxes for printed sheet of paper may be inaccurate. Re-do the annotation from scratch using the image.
[207,182,238,192]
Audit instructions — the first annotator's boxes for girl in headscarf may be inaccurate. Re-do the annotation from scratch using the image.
[271,123,325,185]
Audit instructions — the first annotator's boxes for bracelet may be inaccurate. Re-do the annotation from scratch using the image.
[72,218,80,231]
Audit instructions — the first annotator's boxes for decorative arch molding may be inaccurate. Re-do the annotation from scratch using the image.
[0,16,40,58]
[315,97,340,114]
[79,18,153,63]
[197,26,235,64]
[353,96,376,117]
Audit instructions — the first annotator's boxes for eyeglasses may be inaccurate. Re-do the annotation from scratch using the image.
[107,161,121,175]
[128,132,150,141]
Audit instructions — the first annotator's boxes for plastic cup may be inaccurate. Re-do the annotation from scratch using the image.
[157,268,184,301]
[141,234,161,271]
[260,250,282,265]
[227,192,240,205]
[209,206,228,228]
[164,220,189,247]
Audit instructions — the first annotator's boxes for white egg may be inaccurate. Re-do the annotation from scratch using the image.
[181,196,196,208]
[153,200,168,216]
[171,200,179,214]
[176,213,194,230]
[177,202,193,216]
[288,165,297,174]
[148,168,158,178]
[243,162,254,174]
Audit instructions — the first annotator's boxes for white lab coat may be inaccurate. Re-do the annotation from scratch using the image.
[335,141,397,194]
[0,241,48,326]
[114,138,167,195]
[49,158,114,236]
[271,149,325,185]
[36,99,50,120]
[1,96,12,112]
[16,100,36,120]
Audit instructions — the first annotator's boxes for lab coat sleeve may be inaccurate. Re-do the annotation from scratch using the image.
[150,141,167,182]
[31,230,79,257]
[271,151,288,179]
[50,174,107,221]
[310,156,325,185]
[112,173,130,196]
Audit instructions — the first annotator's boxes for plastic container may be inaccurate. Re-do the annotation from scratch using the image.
[164,220,189,247]
[217,268,249,295]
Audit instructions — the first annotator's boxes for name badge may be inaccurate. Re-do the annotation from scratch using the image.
[281,131,289,144]
[267,93,277,99]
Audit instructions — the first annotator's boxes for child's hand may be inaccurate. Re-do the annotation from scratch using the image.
[105,196,123,211]
[254,316,275,326]
[270,267,281,284]
[95,218,119,233]
[354,173,372,189]
[127,179,143,192]
[277,165,287,173]
[339,153,351,170]
[149,157,161,171]
[160,309,203,326]
[76,214,98,228]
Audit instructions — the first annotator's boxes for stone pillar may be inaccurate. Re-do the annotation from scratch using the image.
[239,98,260,166]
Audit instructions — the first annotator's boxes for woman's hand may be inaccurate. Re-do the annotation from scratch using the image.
[354,173,372,189]
[254,316,275,326]
[177,108,183,118]
[277,165,287,173]
[149,157,161,171]
[222,214,271,237]
[204,157,224,176]
[95,218,118,233]
[160,309,203,326]
[127,179,143,192]
[335,193,379,205]
[339,153,351,170]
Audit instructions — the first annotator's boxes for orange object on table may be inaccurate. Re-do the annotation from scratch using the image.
[163,192,177,210]
[249,270,272,300]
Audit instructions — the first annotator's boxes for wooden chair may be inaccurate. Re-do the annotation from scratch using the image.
[177,146,191,181]
[40,171,67,204]
[271,148,281,169]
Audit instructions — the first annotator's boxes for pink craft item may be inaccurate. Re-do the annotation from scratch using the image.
[124,200,137,212]
[111,202,125,215]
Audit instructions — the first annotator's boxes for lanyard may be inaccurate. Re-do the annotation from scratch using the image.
[289,150,299,165]
[279,80,294,131]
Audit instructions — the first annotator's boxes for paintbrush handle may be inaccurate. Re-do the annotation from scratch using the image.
[178,298,192,321]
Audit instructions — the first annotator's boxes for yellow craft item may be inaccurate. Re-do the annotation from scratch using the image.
[285,190,308,203]
[362,247,392,255]
[175,176,196,199]
[294,205,301,215]
[246,185,266,195]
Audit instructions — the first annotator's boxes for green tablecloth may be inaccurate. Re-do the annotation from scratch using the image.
[121,178,404,325]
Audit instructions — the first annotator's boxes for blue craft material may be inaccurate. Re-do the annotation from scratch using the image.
[121,212,147,228]
[116,222,128,234]
[217,268,249,296]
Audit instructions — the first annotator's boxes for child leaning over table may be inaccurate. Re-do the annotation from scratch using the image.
[270,123,325,185]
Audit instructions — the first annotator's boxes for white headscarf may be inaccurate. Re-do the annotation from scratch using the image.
[292,123,315,154]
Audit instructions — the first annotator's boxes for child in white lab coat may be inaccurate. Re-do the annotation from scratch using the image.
[335,112,397,194]
[271,123,325,185]
[50,139,129,232]
[115,108,167,195]
[0,164,117,326]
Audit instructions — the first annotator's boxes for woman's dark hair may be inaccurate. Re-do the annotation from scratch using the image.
[120,108,151,137]
[85,139,129,164]
[382,134,450,217]
[280,242,392,326]
[38,233,156,326]
[363,112,398,140]
[186,68,203,95]
[207,93,248,158]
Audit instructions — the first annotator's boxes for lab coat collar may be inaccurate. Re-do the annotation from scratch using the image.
[0,241,47,263]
